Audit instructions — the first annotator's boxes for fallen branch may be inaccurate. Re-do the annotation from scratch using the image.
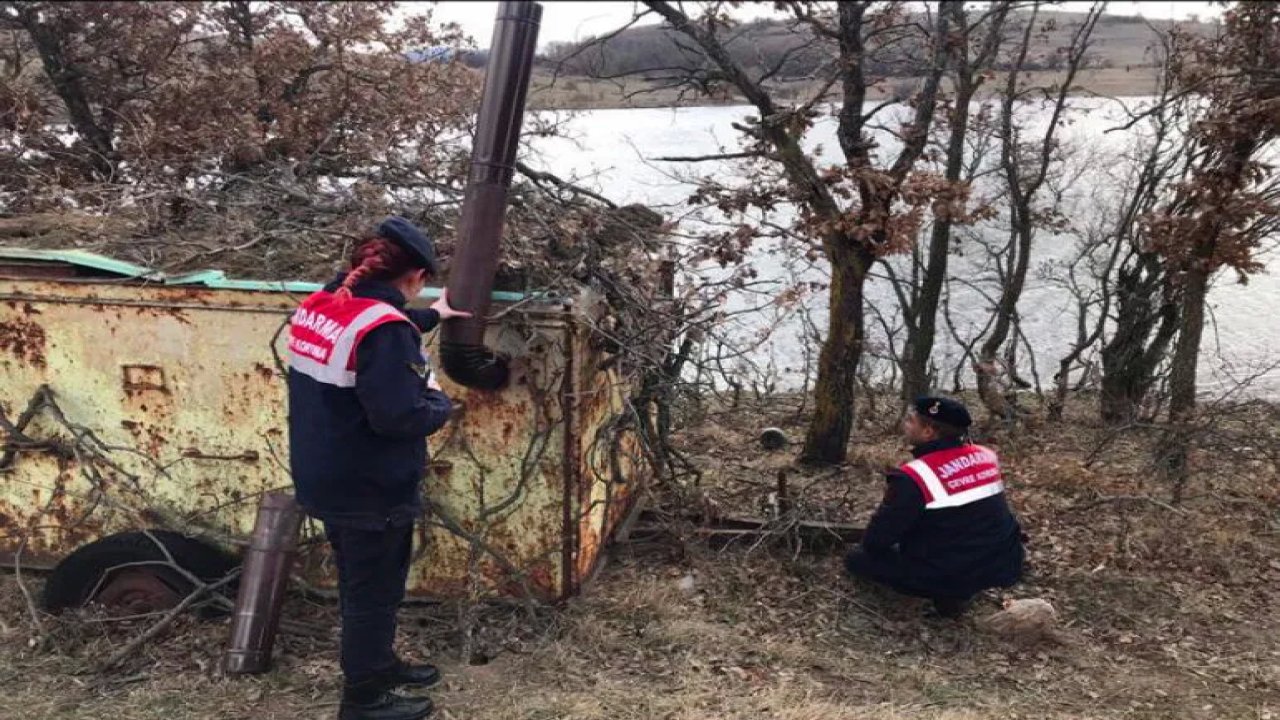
[13,535,47,644]
[820,584,892,626]
[0,386,59,469]
[11,468,64,645]
[81,588,329,640]
[277,618,332,639]
[625,509,862,554]
[1071,493,1188,516]
[86,673,151,692]
[98,570,239,672]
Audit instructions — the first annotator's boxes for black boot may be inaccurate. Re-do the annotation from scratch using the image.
[339,683,434,720]
[376,660,442,690]
[928,596,970,619]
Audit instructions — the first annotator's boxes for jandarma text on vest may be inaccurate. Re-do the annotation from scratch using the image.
[292,307,343,344]
[288,337,329,362]
[946,466,999,490]
[934,448,999,481]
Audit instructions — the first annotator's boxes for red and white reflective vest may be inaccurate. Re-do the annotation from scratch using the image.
[900,444,1004,510]
[287,291,410,388]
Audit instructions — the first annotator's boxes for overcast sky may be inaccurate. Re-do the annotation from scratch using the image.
[417,1,1223,49]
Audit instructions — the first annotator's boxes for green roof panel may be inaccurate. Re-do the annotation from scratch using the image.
[0,247,540,303]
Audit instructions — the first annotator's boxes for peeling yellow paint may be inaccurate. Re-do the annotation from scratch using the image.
[0,266,643,601]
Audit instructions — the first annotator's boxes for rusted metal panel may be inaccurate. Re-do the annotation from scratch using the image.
[569,293,645,588]
[0,280,298,574]
[0,260,651,602]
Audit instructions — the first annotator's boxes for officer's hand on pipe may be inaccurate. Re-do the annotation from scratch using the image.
[431,289,472,320]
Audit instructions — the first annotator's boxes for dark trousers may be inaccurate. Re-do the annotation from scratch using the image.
[844,548,973,602]
[324,522,413,685]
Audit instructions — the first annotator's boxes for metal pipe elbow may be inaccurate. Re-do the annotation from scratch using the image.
[439,342,510,391]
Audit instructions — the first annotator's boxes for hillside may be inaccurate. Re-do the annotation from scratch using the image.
[529,10,1217,110]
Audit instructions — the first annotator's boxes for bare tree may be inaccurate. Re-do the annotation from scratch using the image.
[895,1,1013,404]
[1095,26,1197,425]
[0,1,478,265]
[1146,4,1280,498]
[973,2,1104,421]
[616,1,953,464]
[1041,210,1122,420]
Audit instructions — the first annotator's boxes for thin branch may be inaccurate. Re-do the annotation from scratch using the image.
[515,160,617,208]
[650,151,764,162]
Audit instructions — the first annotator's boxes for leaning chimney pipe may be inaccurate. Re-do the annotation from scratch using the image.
[223,492,303,675]
[440,1,542,391]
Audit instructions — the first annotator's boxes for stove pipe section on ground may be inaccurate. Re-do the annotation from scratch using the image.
[223,492,303,675]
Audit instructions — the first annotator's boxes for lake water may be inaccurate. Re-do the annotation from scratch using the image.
[529,100,1280,401]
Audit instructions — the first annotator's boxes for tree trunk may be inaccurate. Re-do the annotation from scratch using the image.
[1154,267,1209,502]
[1099,255,1179,424]
[978,3,1100,422]
[902,86,972,404]
[801,244,870,464]
[1099,314,1180,424]
[902,0,1004,403]
[1049,285,1098,421]
[18,11,117,180]
[976,223,1031,420]
[1049,361,1071,421]
[975,4,1039,422]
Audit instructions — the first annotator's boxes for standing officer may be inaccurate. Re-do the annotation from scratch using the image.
[287,217,469,720]
[845,396,1025,618]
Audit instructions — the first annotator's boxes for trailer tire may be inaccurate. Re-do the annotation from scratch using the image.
[40,530,238,614]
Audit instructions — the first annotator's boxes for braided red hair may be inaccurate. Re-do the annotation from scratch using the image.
[334,237,415,302]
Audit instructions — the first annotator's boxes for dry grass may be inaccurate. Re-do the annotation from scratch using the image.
[3,395,1279,719]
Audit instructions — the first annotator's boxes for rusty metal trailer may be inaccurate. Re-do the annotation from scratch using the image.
[0,248,643,608]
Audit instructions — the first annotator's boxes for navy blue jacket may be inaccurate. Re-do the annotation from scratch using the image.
[861,437,1024,597]
[288,277,451,529]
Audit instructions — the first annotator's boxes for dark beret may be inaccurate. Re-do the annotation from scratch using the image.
[913,396,972,429]
[377,216,439,275]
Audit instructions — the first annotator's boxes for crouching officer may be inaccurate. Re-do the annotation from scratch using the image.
[845,396,1025,618]
[287,217,470,720]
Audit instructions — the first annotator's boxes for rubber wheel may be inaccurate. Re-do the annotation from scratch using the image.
[40,530,238,614]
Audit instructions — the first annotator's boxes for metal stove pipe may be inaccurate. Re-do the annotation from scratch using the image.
[440,0,543,390]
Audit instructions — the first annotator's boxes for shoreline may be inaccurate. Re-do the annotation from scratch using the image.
[527,65,1168,112]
